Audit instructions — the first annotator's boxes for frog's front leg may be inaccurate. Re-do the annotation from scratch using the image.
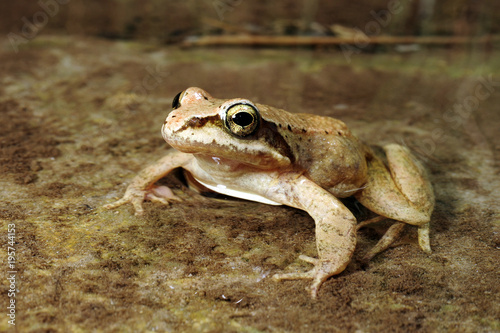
[266,174,357,298]
[104,150,193,216]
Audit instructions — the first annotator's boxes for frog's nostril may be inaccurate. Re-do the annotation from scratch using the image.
[164,114,177,125]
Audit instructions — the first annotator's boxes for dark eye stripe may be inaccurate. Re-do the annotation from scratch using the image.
[177,115,221,132]
[258,119,295,163]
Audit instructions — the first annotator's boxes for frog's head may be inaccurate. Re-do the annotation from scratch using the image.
[162,87,293,169]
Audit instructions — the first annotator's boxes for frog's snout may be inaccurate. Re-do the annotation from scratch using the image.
[163,110,180,131]
[161,114,174,142]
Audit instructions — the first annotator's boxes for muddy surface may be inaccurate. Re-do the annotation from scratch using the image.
[0,37,499,332]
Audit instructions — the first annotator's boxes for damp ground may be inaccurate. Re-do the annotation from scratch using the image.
[0,37,499,332]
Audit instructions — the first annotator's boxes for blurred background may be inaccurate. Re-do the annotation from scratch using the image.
[1,0,499,42]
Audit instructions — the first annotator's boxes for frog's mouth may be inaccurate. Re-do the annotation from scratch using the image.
[162,120,293,170]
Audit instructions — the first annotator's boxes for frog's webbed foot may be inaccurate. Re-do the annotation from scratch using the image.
[104,184,181,216]
[273,255,343,299]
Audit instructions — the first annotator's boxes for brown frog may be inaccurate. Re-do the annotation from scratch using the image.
[105,87,435,298]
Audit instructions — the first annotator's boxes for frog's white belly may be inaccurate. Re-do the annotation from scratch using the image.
[194,177,282,206]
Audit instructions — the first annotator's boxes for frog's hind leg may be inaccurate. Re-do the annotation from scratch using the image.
[359,221,406,262]
[355,144,435,258]
[356,216,406,261]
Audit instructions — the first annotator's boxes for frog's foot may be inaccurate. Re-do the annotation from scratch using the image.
[273,255,341,299]
[417,222,431,254]
[104,185,181,216]
[357,217,408,261]
[361,222,406,262]
[358,216,431,261]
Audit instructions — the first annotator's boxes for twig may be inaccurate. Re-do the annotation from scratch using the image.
[182,34,500,47]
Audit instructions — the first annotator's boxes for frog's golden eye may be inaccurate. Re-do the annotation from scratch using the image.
[172,90,185,109]
[225,103,260,137]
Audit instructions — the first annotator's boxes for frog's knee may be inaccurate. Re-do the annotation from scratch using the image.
[394,205,432,226]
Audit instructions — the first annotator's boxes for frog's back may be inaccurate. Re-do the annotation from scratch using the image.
[259,105,351,136]
[260,106,368,197]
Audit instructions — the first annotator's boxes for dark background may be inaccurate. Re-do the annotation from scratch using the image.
[1,0,499,41]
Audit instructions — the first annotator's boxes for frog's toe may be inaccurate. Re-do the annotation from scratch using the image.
[273,256,316,281]
[418,223,431,254]
[103,196,145,216]
[272,269,315,282]
[298,254,319,265]
[309,272,331,299]
[273,256,340,298]
[104,188,147,216]
[131,201,145,216]
[103,198,126,210]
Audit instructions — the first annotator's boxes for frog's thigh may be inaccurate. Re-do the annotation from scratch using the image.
[355,144,434,253]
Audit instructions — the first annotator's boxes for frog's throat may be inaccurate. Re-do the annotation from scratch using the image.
[192,176,282,206]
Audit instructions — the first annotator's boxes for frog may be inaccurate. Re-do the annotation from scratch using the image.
[104,87,435,298]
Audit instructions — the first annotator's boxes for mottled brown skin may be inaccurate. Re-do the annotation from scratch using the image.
[105,87,435,298]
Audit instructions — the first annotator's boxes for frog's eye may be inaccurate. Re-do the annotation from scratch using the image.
[225,103,260,137]
[172,90,185,109]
